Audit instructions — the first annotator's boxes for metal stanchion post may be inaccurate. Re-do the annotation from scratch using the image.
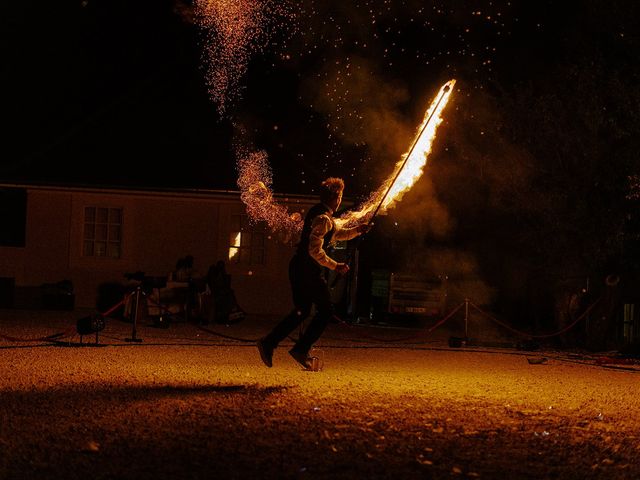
[464,298,469,341]
[125,286,143,343]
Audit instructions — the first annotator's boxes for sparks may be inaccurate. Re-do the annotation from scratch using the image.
[195,0,295,115]
[236,145,303,240]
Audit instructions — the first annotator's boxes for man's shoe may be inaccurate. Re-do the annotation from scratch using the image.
[257,338,273,367]
[288,348,311,369]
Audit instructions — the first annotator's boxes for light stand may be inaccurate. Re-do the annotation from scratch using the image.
[77,314,106,346]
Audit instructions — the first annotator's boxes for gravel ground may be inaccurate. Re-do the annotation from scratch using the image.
[1,308,639,479]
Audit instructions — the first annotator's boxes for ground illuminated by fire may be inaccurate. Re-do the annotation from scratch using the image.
[1,310,638,479]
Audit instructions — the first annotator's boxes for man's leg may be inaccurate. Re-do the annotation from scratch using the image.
[259,304,311,367]
[258,256,311,367]
[291,274,333,356]
[263,305,311,349]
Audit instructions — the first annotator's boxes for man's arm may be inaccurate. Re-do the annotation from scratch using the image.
[308,214,338,270]
[333,222,370,242]
[333,225,360,242]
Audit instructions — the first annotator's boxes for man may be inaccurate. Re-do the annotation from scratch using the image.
[257,177,369,368]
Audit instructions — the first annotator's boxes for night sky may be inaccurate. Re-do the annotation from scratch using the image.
[3,0,636,195]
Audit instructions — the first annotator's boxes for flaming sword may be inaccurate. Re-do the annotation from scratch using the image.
[332,80,456,286]
[365,80,454,226]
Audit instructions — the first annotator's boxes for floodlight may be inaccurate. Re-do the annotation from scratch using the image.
[76,314,106,336]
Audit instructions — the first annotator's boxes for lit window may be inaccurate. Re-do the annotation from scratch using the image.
[83,207,122,258]
[228,214,266,265]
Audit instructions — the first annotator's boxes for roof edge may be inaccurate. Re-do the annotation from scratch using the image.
[0,180,319,202]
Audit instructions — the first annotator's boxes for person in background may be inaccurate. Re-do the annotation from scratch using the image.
[206,260,244,324]
[173,255,195,282]
[171,255,203,321]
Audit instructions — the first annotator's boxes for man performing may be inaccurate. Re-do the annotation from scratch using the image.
[257,177,369,369]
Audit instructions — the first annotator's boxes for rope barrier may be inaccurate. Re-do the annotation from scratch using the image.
[0,291,135,344]
[189,302,466,346]
[195,324,257,343]
[100,294,132,317]
[468,297,602,339]
[0,287,606,349]
[335,302,465,344]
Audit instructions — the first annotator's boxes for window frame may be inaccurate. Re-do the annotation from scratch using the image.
[228,214,266,265]
[82,206,123,259]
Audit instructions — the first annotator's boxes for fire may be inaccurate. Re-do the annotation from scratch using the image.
[235,79,456,241]
[338,79,456,227]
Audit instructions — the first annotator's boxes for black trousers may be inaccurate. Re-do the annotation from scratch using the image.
[264,254,334,354]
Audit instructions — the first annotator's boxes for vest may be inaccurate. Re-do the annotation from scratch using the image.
[296,203,335,259]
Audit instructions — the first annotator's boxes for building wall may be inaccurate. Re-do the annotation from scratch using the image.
[0,185,313,316]
[0,189,72,285]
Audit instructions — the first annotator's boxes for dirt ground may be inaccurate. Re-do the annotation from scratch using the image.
[1,308,639,479]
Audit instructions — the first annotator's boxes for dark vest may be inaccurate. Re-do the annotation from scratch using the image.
[296,203,335,259]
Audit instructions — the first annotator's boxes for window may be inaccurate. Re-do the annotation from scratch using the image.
[83,207,122,258]
[228,214,266,265]
[0,188,27,247]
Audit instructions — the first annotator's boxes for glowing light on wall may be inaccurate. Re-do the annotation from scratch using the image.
[228,231,242,260]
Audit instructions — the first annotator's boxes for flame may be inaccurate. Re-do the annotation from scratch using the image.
[339,79,456,227]
[234,79,456,239]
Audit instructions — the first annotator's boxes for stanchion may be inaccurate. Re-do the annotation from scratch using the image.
[448,299,471,348]
[464,298,470,341]
[125,286,143,343]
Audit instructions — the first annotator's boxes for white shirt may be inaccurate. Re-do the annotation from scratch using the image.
[308,204,360,270]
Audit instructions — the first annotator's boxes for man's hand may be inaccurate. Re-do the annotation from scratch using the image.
[335,263,350,275]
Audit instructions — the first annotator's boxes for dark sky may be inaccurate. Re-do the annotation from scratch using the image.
[2,0,637,194]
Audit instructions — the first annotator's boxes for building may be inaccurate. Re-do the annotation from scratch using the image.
[0,182,316,316]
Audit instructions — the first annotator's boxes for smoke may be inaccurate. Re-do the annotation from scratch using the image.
[434,87,539,221]
[370,85,542,308]
[302,56,411,159]
[405,87,540,307]
[392,176,454,240]
[400,247,496,306]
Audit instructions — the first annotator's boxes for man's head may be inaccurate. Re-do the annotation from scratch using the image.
[320,177,344,211]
